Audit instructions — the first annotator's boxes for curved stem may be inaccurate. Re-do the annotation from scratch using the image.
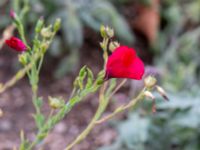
[107,79,127,100]
[65,83,109,150]
[95,88,146,125]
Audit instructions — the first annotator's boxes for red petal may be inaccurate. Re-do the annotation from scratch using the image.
[5,36,27,52]
[105,46,144,80]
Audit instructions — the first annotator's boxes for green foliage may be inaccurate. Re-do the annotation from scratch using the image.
[28,0,134,76]
[153,0,200,92]
[27,0,134,52]
[99,93,200,150]
[0,0,11,28]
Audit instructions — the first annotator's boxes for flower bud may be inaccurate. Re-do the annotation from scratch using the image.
[48,96,64,109]
[100,25,114,38]
[144,91,155,100]
[109,41,120,52]
[100,25,107,38]
[105,26,114,38]
[54,18,61,32]
[5,37,27,52]
[18,53,28,65]
[41,42,50,53]
[35,17,44,33]
[79,66,87,77]
[156,86,169,101]
[41,25,53,38]
[144,76,157,88]
[10,9,16,19]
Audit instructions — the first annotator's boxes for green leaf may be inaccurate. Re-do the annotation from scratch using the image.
[63,10,83,49]
[33,113,45,130]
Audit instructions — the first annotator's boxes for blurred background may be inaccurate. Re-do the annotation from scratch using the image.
[0,0,200,149]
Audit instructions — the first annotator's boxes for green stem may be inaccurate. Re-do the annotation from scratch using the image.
[65,83,109,150]
[95,88,146,125]
[0,53,41,94]
[27,82,102,150]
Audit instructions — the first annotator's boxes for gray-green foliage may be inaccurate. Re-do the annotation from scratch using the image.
[48,0,134,50]
[29,0,134,77]
[0,0,11,28]
[154,0,200,92]
[99,93,200,150]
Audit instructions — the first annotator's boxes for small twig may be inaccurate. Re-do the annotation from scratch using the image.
[108,79,127,100]
[0,52,42,94]
[95,88,145,125]
[65,83,108,150]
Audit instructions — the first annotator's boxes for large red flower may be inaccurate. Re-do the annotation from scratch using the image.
[5,36,27,52]
[105,46,144,80]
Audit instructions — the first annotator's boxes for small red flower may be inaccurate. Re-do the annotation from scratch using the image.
[5,36,27,52]
[105,46,144,80]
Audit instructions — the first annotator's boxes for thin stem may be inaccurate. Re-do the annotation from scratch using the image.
[47,109,54,122]
[37,55,44,73]
[27,81,102,150]
[64,79,128,150]
[0,52,41,94]
[95,88,146,125]
[65,83,109,150]
[107,79,127,100]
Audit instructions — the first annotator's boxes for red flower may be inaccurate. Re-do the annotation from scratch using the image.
[105,46,144,80]
[5,37,27,52]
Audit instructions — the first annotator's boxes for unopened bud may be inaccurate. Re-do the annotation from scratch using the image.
[144,76,157,89]
[105,26,114,38]
[109,41,120,52]
[41,42,50,53]
[10,9,16,19]
[54,18,61,32]
[144,91,155,100]
[100,25,114,38]
[79,66,87,77]
[156,86,169,101]
[96,71,105,85]
[35,17,44,33]
[100,25,107,38]
[18,54,28,65]
[41,25,53,38]
[48,96,64,109]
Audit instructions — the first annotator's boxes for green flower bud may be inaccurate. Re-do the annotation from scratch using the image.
[109,41,120,52]
[18,53,28,65]
[41,41,50,53]
[106,26,114,38]
[79,66,87,77]
[156,85,169,101]
[41,25,53,38]
[96,71,105,85]
[100,25,114,38]
[144,91,155,100]
[35,17,44,33]
[48,96,64,109]
[100,25,107,38]
[54,18,61,32]
[144,76,157,88]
